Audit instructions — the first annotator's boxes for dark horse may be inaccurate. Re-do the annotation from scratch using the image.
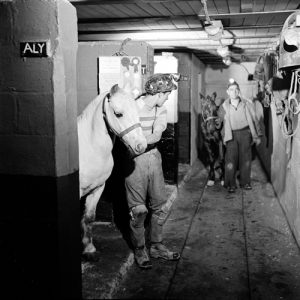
[199,92,224,186]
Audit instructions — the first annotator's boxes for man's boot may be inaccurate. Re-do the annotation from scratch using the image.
[130,205,152,269]
[150,242,180,261]
[149,210,180,260]
[134,246,152,269]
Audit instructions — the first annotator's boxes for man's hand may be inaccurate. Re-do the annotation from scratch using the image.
[146,131,162,144]
[254,137,261,146]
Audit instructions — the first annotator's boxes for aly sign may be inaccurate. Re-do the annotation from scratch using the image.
[20,41,48,57]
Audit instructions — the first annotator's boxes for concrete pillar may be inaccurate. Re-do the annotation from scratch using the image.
[0,0,81,298]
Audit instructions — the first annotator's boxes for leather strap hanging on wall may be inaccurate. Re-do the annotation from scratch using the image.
[280,69,300,138]
[253,55,265,81]
[264,53,277,82]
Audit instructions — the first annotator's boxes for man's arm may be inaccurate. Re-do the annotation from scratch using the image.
[247,101,263,137]
[146,107,167,144]
[216,105,225,129]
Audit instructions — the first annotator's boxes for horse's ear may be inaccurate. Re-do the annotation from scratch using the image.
[212,92,217,99]
[199,93,205,101]
[110,84,120,96]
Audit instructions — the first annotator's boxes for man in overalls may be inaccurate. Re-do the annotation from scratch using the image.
[125,73,181,269]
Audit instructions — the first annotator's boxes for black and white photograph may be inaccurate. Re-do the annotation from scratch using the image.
[1,0,300,299]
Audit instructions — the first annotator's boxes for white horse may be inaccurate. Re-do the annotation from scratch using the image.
[78,84,147,260]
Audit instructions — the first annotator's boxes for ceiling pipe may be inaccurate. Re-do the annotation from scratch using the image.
[78,32,279,40]
[77,10,297,23]
[78,25,282,35]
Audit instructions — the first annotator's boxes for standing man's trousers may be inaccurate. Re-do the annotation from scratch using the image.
[125,149,168,248]
[224,127,252,188]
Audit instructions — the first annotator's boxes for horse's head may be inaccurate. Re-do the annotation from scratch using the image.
[104,84,147,156]
[201,94,219,134]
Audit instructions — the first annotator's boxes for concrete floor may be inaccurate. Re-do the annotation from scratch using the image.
[110,158,300,300]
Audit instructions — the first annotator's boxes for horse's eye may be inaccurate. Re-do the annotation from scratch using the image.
[114,112,123,118]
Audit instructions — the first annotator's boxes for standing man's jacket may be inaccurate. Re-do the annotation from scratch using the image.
[218,97,263,144]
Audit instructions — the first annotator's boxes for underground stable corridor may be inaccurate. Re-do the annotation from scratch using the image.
[2,1,300,299]
[104,157,300,300]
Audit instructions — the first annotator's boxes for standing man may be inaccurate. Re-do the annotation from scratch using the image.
[125,73,180,269]
[217,79,262,193]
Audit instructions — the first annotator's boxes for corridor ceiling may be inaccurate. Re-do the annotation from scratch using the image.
[71,0,300,65]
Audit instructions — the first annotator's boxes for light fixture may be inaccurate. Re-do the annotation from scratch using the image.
[217,45,229,57]
[223,56,232,66]
[204,20,223,40]
[169,73,189,82]
[200,0,224,40]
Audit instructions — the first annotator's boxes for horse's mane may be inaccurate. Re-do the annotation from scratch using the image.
[77,93,105,123]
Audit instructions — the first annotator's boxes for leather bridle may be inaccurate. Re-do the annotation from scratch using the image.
[102,93,142,141]
[202,114,218,123]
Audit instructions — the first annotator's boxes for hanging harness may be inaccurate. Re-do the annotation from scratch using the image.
[280,69,300,138]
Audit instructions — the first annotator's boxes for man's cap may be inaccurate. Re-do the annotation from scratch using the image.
[145,73,177,95]
[227,78,240,89]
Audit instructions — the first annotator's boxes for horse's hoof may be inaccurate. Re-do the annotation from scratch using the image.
[82,251,100,262]
[207,180,215,186]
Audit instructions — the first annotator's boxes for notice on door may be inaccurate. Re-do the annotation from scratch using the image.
[20,41,48,57]
[98,56,142,97]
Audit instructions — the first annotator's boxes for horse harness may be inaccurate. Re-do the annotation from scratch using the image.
[102,93,142,142]
[202,114,218,124]
[201,101,218,124]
